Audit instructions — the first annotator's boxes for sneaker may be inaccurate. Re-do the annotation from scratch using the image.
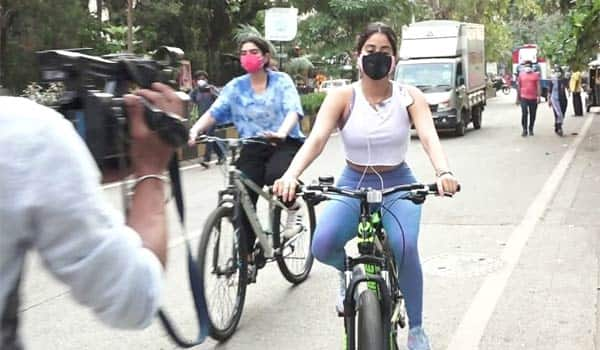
[521,130,528,137]
[216,158,225,165]
[200,161,210,169]
[529,129,534,136]
[407,326,431,350]
[281,202,304,241]
[336,271,346,315]
[247,263,257,284]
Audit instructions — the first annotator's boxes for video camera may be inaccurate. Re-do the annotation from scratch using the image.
[37,46,189,171]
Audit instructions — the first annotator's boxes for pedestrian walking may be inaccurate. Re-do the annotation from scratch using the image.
[569,69,584,116]
[189,70,225,168]
[548,65,569,136]
[516,61,541,136]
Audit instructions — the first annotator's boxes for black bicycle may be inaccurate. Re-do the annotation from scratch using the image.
[303,177,454,350]
[195,136,317,341]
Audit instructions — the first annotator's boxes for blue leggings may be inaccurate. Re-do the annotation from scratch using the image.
[311,164,424,328]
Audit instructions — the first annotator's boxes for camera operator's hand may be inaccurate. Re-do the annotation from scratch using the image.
[125,83,182,176]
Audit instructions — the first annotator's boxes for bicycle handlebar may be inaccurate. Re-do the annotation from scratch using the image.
[195,135,278,147]
[302,181,460,204]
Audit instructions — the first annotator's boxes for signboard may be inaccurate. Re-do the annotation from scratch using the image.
[265,7,298,41]
[518,46,538,64]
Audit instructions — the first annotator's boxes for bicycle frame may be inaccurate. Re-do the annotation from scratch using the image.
[210,138,293,259]
[343,198,396,350]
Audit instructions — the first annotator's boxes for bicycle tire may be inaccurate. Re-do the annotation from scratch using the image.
[273,197,316,284]
[502,86,511,95]
[357,289,384,350]
[197,205,247,341]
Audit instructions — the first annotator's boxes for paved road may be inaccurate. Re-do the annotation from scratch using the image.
[19,91,600,349]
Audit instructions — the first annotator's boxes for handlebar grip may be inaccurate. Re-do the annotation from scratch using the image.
[195,134,208,142]
[428,183,461,193]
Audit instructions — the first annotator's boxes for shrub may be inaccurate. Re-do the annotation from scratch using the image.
[300,92,326,116]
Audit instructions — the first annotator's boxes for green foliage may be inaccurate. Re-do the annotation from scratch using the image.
[539,0,600,69]
[2,0,597,96]
[300,92,326,116]
[102,25,142,53]
[286,55,315,76]
[0,0,102,92]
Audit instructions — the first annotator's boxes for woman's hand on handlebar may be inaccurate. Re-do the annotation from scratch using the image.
[273,173,299,202]
[188,125,202,146]
[436,172,459,196]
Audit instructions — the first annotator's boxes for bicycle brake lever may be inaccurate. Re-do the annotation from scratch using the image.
[406,191,426,205]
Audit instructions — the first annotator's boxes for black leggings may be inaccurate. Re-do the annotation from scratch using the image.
[235,137,302,250]
[520,98,538,131]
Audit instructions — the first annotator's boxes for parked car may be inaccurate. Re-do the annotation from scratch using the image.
[318,78,351,93]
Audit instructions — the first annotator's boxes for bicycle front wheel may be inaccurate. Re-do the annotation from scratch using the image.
[197,205,247,341]
[357,289,384,350]
[273,196,315,284]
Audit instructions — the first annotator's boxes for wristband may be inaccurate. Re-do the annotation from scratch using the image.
[436,170,454,178]
[129,174,171,203]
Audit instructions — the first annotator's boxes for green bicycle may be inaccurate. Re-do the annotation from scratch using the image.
[303,177,452,350]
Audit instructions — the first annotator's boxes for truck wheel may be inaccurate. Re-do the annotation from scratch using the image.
[455,111,466,137]
[472,106,482,129]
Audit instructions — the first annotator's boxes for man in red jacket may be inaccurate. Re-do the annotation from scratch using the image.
[517,61,541,137]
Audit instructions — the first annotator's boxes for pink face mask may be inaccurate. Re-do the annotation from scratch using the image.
[240,54,264,73]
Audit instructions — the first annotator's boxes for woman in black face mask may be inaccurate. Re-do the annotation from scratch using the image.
[273,22,458,350]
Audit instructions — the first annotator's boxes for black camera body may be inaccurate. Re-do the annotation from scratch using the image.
[38,46,189,171]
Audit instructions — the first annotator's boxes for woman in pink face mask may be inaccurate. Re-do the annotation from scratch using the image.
[188,36,305,275]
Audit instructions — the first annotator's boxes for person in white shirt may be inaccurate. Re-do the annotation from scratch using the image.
[0,83,182,349]
[273,22,458,350]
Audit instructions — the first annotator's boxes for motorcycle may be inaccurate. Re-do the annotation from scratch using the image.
[492,77,511,95]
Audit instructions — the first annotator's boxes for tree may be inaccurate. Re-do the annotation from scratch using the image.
[540,0,600,69]
[295,0,411,77]
[0,0,16,87]
[0,0,101,92]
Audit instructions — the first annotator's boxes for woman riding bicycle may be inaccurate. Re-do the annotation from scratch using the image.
[273,23,459,350]
[188,36,305,278]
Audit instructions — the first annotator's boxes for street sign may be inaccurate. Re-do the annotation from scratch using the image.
[265,7,298,41]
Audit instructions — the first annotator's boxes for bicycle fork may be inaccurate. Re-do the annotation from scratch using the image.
[342,256,393,350]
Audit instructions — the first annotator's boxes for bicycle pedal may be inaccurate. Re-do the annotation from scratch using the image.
[247,264,258,284]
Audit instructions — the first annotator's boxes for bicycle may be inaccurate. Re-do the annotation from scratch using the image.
[303,177,454,350]
[195,135,317,341]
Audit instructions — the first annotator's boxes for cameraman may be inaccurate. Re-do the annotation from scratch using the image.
[0,83,182,349]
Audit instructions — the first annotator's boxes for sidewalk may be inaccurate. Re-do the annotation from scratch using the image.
[479,110,600,350]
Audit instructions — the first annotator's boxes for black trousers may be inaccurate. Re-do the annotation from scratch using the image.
[235,137,303,250]
[520,98,538,131]
[572,92,583,116]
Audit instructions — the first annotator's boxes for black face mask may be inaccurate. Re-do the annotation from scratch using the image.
[361,52,393,80]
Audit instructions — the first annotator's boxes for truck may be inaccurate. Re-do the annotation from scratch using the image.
[511,44,551,100]
[395,20,486,136]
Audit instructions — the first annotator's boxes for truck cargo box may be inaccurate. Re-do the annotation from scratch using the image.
[399,20,486,93]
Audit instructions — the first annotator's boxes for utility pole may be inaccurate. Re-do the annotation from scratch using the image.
[127,0,133,52]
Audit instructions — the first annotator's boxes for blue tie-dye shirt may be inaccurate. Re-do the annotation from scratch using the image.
[209,70,305,139]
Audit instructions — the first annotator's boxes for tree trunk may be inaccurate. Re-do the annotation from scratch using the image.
[0,4,13,87]
[96,0,103,23]
[127,0,133,52]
